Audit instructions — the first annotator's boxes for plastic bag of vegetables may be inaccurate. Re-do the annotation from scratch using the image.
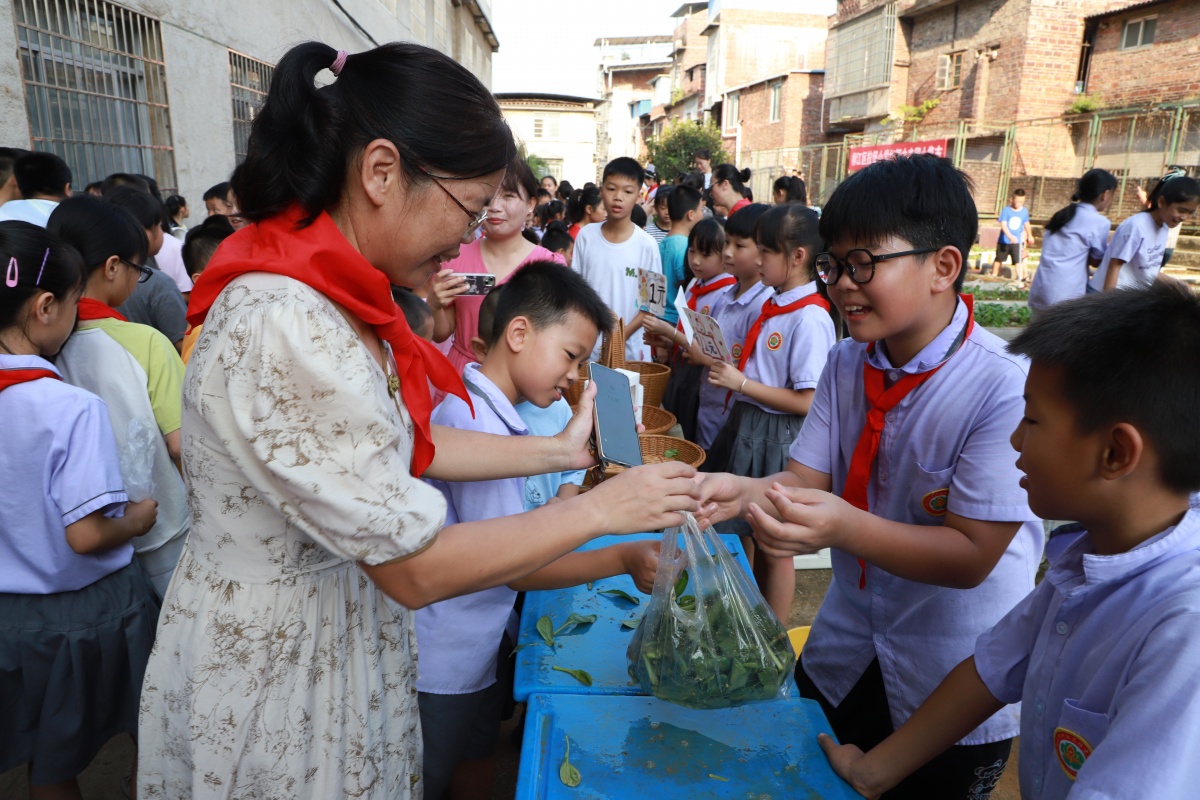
[626,512,794,709]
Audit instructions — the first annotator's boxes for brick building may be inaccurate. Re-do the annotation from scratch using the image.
[1079,0,1200,107]
[725,71,827,198]
[647,1,710,139]
[595,36,672,164]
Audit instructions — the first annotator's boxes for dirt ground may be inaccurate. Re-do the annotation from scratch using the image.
[1,569,1020,800]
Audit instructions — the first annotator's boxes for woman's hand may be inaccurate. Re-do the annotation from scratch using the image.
[428,269,468,311]
[619,539,661,593]
[694,472,748,528]
[585,461,700,534]
[707,360,746,392]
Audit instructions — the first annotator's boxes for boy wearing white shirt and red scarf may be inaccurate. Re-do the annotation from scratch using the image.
[698,155,1041,798]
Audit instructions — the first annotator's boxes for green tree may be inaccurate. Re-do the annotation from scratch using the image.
[644,121,729,182]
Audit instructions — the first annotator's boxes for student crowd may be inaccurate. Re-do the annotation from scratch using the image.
[1,38,1198,800]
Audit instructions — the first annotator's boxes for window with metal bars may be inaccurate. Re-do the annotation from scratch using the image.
[229,51,273,165]
[12,0,177,191]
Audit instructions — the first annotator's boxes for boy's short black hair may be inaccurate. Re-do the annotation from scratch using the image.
[631,205,647,228]
[203,182,233,203]
[654,185,673,207]
[182,214,236,278]
[476,283,504,344]
[1008,281,1200,494]
[818,154,977,292]
[391,285,433,334]
[667,185,702,220]
[601,157,644,187]
[1012,188,1026,197]
[486,260,611,347]
[104,186,163,230]
[101,172,151,195]
[724,202,770,239]
[0,147,31,185]
[14,152,72,198]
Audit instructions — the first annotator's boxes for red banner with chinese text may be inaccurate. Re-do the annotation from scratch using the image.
[847,139,950,173]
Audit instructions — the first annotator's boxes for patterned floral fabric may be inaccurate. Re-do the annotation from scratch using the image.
[138,273,447,798]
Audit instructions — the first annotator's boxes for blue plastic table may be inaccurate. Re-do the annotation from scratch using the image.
[516,692,862,799]
[513,533,753,701]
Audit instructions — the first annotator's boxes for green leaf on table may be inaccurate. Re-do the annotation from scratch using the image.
[676,594,697,612]
[536,615,555,646]
[554,613,598,636]
[553,666,595,686]
[560,735,582,787]
[510,642,538,657]
[598,588,641,605]
[708,773,729,782]
[620,618,640,630]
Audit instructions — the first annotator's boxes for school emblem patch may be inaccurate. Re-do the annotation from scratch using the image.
[1054,728,1092,780]
[921,488,950,516]
[766,332,783,351]
[731,343,743,360]
[700,304,711,315]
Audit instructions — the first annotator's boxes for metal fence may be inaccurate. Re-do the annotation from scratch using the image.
[747,103,1200,224]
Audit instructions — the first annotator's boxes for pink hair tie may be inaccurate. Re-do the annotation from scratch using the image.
[331,49,349,77]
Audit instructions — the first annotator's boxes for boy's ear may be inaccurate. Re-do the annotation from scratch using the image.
[929,245,962,293]
[469,335,489,361]
[505,315,531,353]
[1099,422,1145,482]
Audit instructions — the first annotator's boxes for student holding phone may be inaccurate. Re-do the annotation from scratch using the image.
[430,157,566,377]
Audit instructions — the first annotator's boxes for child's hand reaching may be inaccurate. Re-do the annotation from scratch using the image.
[618,539,661,593]
[707,360,747,392]
[818,735,883,799]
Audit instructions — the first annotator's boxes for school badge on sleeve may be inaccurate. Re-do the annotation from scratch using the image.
[700,304,711,315]
[1054,727,1092,780]
[921,488,950,516]
[766,332,783,351]
[731,343,743,360]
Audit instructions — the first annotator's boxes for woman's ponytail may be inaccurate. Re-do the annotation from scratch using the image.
[1045,168,1118,234]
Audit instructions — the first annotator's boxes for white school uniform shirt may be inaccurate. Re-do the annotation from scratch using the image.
[154,231,194,293]
[0,198,58,226]
[573,222,663,363]
[1027,203,1110,310]
[417,364,526,694]
[741,281,836,415]
[696,280,770,450]
[788,297,1043,744]
[0,355,131,593]
[1088,212,1168,290]
[975,505,1200,799]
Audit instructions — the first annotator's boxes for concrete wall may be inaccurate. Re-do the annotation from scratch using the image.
[1,0,495,206]
[706,8,829,109]
[500,103,598,185]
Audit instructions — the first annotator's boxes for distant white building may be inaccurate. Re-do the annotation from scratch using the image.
[594,35,672,165]
[0,0,498,205]
[496,93,599,186]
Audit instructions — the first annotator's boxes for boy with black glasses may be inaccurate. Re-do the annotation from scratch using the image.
[697,155,1041,798]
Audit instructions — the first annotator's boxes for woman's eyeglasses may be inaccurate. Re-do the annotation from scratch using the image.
[416,165,488,237]
[120,258,154,284]
[815,247,941,286]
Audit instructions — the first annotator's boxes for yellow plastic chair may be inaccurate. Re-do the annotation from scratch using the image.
[788,626,810,660]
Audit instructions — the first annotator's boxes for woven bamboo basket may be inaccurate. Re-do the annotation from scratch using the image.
[626,361,671,408]
[598,315,627,371]
[639,404,676,435]
[564,362,589,407]
[584,434,706,487]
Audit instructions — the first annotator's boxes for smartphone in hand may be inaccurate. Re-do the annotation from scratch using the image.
[588,363,643,470]
[459,273,497,296]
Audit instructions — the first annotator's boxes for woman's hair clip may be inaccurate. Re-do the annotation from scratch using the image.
[331,49,349,77]
[3,248,50,288]
[1163,167,1187,183]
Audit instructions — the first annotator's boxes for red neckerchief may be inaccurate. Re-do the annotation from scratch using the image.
[844,294,975,589]
[728,198,751,217]
[0,366,60,392]
[725,289,831,409]
[77,297,128,322]
[187,206,472,477]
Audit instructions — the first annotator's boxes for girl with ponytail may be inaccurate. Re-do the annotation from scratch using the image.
[138,41,699,798]
[711,163,754,217]
[1028,168,1117,312]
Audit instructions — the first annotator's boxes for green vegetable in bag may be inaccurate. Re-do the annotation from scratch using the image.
[626,513,795,709]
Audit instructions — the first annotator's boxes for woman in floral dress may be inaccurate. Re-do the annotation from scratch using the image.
[137,41,699,799]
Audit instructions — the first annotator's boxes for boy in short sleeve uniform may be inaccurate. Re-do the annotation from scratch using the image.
[418,363,527,798]
[789,297,1041,756]
[696,281,770,450]
[572,222,663,362]
[974,507,1200,799]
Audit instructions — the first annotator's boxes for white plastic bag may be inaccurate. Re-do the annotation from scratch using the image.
[119,417,157,502]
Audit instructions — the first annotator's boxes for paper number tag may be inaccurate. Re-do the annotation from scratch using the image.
[683,308,732,362]
[637,269,667,318]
